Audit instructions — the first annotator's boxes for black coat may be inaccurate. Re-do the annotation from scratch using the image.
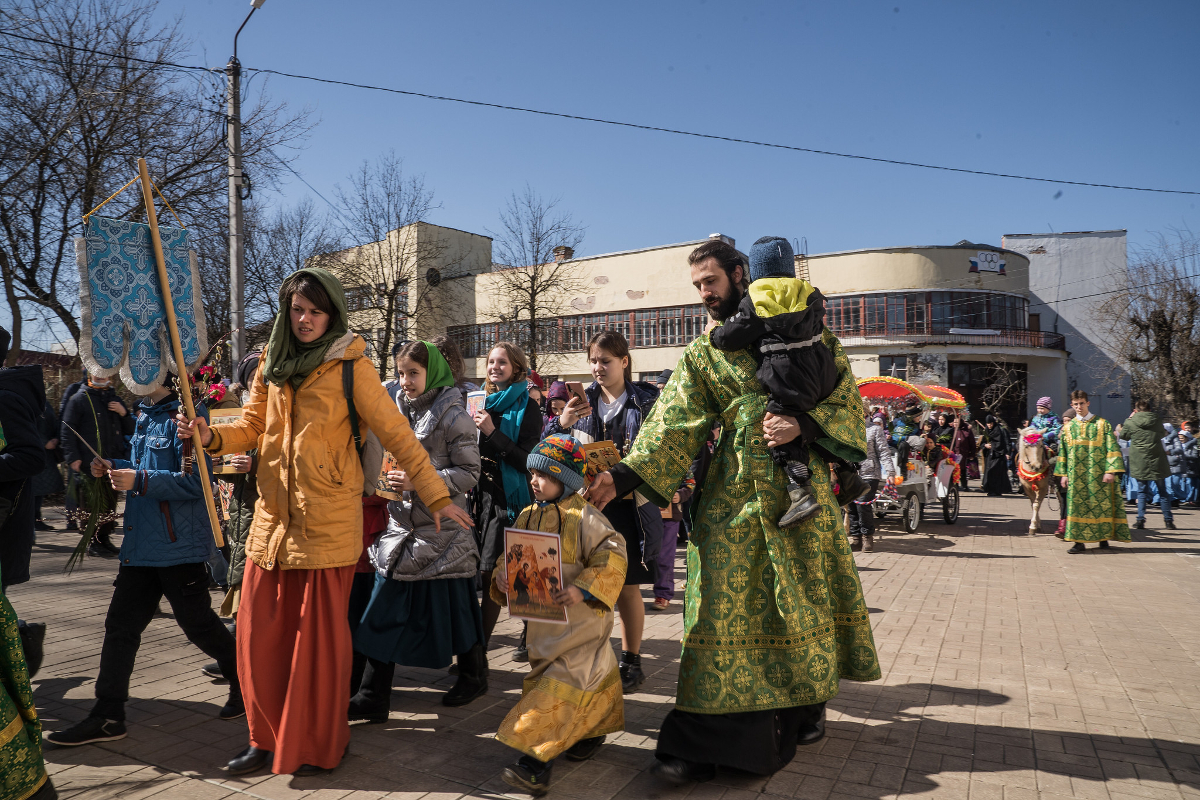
[60,384,134,466]
[981,424,1011,495]
[0,364,47,589]
[710,290,837,416]
[472,394,544,568]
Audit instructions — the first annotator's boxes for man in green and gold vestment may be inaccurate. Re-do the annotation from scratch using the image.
[587,239,880,783]
[1055,390,1130,554]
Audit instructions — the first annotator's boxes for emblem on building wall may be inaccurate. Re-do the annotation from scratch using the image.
[969,251,1006,275]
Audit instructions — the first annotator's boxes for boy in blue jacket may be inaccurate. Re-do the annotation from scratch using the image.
[47,375,241,747]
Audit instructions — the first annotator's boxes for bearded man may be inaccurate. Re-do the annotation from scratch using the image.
[588,239,880,783]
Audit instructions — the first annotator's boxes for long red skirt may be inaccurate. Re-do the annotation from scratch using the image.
[239,560,355,774]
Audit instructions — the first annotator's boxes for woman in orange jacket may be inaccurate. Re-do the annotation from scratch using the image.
[177,268,472,777]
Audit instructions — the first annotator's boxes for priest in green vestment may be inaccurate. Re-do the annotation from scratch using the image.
[587,239,881,783]
[1054,390,1131,553]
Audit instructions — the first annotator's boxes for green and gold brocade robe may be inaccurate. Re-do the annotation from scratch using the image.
[623,331,882,714]
[1053,415,1131,543]
[0,592,49,800]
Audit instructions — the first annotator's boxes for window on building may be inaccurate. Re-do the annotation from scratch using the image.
[447,303,708,359]
[864,295,887,334]
[879,355,909,379]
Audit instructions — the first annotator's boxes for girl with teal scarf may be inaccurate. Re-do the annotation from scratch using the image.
[470,342,544,646]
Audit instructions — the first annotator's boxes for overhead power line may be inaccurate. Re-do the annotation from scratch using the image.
[247,66,1200,197]
[3,28,1197,197]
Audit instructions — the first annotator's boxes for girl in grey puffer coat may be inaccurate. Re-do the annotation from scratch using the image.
[370,384,480,580]
[351,341,488,717]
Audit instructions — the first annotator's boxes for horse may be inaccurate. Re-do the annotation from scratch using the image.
[1016,429,1056,533]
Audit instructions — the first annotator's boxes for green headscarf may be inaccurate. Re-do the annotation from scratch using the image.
[421,341,455,393]
[262,267,349,389]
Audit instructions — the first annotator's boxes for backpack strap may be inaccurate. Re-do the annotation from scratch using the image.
[343,360,363,455]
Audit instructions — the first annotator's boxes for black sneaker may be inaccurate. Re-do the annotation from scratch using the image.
[1165,520,1177,530]
[1134,519,1145,529]
[564,735,605,762]
[34,519,55,531]
[201,663,226,680]
[46,717,126,746]
[502,756,553,797]
[1067,543,1086,554]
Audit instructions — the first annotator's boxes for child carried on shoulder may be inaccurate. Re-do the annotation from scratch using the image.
[711,236,870,527]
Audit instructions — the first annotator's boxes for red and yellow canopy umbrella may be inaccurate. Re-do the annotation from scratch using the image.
[912,384,967,410]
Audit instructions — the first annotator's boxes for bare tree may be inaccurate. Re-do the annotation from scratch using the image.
[243,196,344,329]
[0,0,313,363]
[1097,229,1200,418]
[334,152,461,378]
[979,359,1028,425]
[485,185,587,373]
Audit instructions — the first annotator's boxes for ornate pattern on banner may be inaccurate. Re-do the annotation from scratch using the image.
[75,215,207,393]
[623,331,881,714]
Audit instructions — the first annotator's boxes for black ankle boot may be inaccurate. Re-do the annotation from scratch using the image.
[348,657,393,722]
[443,642,488,707]
[619,650,644,693]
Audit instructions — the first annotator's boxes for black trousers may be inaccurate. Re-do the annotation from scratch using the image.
[92,562,238,721]
[846,480,880,539]
[657,702,826,775]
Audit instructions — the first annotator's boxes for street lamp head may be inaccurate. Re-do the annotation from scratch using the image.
[250,0,267,7]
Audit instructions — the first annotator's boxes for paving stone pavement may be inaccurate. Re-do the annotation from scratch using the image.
[8,491,1200,800]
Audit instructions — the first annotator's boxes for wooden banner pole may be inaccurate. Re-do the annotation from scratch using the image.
[137,157,225,548]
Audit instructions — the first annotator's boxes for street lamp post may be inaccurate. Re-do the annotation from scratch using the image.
[227,0,266,368]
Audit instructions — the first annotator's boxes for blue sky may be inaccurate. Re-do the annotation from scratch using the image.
[163,0,1197,259]
[8,1,1199,350]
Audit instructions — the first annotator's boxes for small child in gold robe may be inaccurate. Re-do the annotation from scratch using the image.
[491,434,627,796]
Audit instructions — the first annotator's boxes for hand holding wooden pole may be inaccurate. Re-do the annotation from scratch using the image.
[137,157,225,548]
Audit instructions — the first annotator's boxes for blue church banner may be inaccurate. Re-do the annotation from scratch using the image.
[75,215,207,393]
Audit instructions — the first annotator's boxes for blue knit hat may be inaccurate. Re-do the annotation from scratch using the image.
[527,434,588,495]
[748,236,795,282]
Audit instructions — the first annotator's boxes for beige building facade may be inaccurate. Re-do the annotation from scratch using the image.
[335,224,1083,423]
[804,242,1068,422]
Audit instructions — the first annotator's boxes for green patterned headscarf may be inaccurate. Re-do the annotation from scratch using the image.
[421,341,455,393]
[262,267,349,389]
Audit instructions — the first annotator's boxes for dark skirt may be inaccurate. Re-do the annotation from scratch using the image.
[603,498,657,586]
[657,704,826,775]
[982,452,1010,495]
[352,574,484,669]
